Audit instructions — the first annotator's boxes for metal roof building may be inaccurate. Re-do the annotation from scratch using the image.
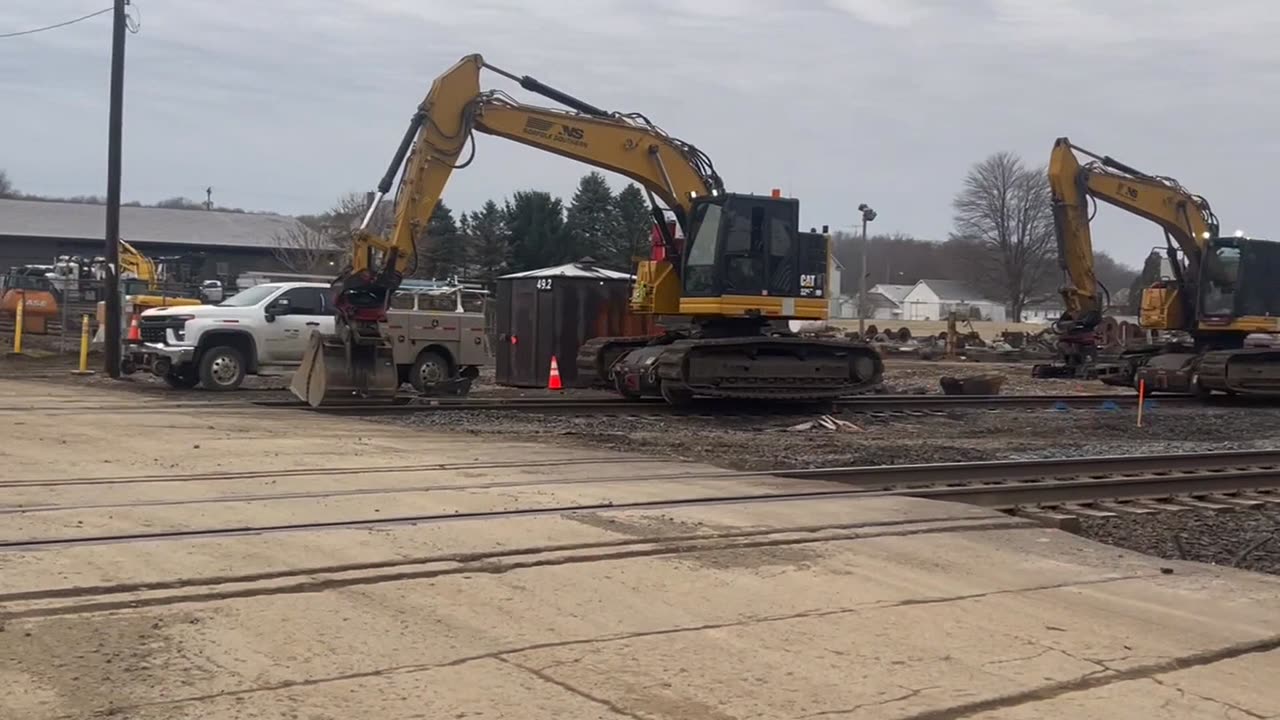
[0,198,304,248]
[498,262,634,281]
[0,198,306,284]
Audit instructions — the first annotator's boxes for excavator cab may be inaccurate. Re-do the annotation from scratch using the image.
[677,193,829,320]
[1197,236,1280,328]
[631,193,830,321]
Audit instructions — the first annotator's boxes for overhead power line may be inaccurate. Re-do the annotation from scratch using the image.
[0,7,112,39]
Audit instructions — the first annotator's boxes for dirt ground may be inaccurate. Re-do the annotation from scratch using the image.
[0,342,1102,396]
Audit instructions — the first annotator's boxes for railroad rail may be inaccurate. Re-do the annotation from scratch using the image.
[787,448,1280,528]
[3,449,1278,550]
[251,392,1198,416]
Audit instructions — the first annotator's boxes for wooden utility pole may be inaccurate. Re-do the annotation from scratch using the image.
[102,0,128,377]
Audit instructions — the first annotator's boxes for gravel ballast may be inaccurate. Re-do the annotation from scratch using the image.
[372,404,1280,577]
[1079,510,1280,576]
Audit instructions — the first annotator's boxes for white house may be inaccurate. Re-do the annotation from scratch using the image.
[866,283,913,320]
[899,279,1007,322]
[1022,303,1066,324]
[828,255,844,319]
[831,295,858,319]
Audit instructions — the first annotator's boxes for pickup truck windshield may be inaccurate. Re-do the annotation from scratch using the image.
[217,285,280,307]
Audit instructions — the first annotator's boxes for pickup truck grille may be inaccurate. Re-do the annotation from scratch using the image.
[138,317,184,344]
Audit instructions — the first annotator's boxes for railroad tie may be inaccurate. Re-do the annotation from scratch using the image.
[1060,504,1120,518]
[1092,501,1158,515]
[1133,499,1194,513]
[1169,497,1238,512]
[1205,494,1265,509]
[1240,492,1280,506]
[1013,507,1081,531]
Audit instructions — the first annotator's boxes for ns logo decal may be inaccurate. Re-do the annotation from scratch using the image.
[522,116,587,148]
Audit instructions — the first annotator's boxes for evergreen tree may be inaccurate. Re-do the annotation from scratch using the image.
[565,172,618,262]
[469,199,510,284]
[417,200,467,279]
[504,190,568,271]
[455,212,474,278]
[609,184,652,271]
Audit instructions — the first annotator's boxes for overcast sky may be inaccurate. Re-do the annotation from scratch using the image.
[2,0,1277,266]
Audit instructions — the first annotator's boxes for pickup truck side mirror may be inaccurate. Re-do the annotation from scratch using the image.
[265,298,291,322]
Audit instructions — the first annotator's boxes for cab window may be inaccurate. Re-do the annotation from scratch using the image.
[1201,245,1239,317]
[389,292,416,310]
[682,203,722,296]
[274,287,328,315]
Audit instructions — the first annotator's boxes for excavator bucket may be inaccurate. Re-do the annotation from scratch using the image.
[291,331,398,407]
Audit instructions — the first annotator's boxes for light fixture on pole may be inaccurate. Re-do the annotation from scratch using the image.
[856,203,876,338]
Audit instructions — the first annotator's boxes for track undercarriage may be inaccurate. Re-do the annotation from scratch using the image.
[578,321,884,405]
[1077,344,1280,398]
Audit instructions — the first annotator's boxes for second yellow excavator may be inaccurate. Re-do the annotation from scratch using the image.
[1035,137,1280,396]
[292,54,883,406]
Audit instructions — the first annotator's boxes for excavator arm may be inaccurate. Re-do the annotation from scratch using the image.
[295,53,724,405]
[117,239,157,287]
[339,53,720,318]
[1048,137,1218,321]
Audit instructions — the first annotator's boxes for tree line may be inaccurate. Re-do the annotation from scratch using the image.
[279,171,654,285]
[0,169,258,214]
[283,154,1139,319]
[5,160,1143,320]
[830,152,1137,319]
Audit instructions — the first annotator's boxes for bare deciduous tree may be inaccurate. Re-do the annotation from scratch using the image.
[952,152,1055,321]
[0,169,14,198]
[271,224,344,274]
[273,193,384,274]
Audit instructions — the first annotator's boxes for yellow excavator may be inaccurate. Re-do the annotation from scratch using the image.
[292,54,882,406]
[1034,137,1280,395]
[117,239,212,306]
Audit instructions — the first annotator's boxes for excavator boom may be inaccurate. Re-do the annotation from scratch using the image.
[340,54,720,293]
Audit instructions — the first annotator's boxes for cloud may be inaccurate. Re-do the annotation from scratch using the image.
[2,0,1278,265]
[825,0,935,28]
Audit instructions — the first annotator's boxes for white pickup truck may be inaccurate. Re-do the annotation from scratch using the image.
[126,282,336,390]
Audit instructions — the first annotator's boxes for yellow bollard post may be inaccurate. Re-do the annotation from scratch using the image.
[72,314,95,375]
[12,291,24,355]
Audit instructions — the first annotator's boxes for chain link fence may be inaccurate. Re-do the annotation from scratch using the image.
[0,280,105,358]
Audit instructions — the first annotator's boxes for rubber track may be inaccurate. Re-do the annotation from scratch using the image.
[655,337,884,400]
[1198,348,1280,396]
[575,335,655,386]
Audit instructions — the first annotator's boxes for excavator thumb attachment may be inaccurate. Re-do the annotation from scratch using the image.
[291,330,398,407]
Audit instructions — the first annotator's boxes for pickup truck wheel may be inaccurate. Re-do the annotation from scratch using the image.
[410,350,451,394]
[163,367,199,389]
[198,346,246,391]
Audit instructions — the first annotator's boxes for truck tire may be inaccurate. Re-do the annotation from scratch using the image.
[163,367,199,389]
[198,345,246,391]
[409,350,451,394]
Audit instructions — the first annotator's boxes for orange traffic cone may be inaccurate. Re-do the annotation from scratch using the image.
[547,355,563,390]
[126,315,141,342]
